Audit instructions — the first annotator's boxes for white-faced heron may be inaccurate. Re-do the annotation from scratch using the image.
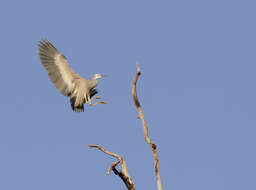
[38,39,106,112]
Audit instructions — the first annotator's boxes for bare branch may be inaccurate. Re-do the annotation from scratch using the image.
[88,145,135,190]
[107,161,120,175]
[132,63,163,190]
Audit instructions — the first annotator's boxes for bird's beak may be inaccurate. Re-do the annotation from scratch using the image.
[101,74,108,78]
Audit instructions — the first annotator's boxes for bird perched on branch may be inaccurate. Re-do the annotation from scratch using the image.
[38,39,107,112]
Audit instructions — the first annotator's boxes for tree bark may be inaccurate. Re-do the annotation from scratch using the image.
[88,145,135,190]
[132,63,163,190]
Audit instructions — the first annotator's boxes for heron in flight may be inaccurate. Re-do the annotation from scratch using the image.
[38,39,107,112]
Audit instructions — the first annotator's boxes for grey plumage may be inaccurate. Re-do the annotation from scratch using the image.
[38,39,106,112]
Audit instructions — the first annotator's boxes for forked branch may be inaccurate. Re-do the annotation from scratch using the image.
[132,63,163,190]
[88,145,135,190]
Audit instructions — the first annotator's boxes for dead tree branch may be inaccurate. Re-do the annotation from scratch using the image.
[132,63,163,190]
[88,145,135,190]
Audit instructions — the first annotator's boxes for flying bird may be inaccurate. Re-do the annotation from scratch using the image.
[38,39,107,112]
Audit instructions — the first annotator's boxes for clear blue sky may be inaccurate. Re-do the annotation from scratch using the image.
[0,0,255,189]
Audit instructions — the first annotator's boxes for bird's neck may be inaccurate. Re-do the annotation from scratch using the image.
[89,78,98,88]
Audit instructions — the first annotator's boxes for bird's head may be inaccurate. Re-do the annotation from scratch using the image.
[92,73,108,80]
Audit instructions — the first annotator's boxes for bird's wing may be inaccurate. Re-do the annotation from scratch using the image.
[38,39,81,96]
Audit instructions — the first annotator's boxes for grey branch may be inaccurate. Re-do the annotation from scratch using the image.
[88,145,135,190]
[132,63,163,190]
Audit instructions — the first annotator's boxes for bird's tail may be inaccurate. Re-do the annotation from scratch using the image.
[70,96,84,112]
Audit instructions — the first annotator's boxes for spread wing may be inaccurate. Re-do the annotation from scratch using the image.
[38,39,81,96]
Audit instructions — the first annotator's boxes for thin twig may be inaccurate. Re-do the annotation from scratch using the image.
[132,63,163,190]
[88,145,135,190]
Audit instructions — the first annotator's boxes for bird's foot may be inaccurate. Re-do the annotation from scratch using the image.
[87,97,101,104]
[88,96,106,106]
[91,96,101,101]
[89,101,107,106]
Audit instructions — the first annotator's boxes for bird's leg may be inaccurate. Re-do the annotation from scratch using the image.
[90,101,107,106]
[86,96,92,105]
[87,96,101,105]
[91,97,101,101]
[87,96,106,106]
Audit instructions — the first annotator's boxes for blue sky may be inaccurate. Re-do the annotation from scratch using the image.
[0,0,256,189]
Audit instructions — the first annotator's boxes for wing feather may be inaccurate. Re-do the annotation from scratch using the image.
[38,39,80,96]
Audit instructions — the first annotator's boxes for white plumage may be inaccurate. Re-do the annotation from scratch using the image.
[38,39,106,112]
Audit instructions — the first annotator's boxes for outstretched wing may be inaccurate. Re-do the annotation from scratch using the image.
[38,39,81,96]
